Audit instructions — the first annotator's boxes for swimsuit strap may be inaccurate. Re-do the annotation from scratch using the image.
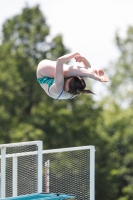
[69,95,75,99]
[48,87,50,94]
[56,90,64,99]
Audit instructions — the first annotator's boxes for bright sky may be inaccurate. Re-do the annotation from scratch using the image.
[0,0,133,97]
[0,0,133,66]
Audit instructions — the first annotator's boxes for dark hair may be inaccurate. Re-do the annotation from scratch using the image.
[64,76,95,95]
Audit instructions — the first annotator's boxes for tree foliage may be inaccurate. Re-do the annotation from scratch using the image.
[0,5,69,143]
[101,26,133,200]
[106,26,133,108]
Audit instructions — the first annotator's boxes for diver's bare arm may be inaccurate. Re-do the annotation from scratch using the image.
[75,55,91,69]
[53,59,65,92]
[58,52,80,63]
[82,58,91,69]
[53,53,80,92]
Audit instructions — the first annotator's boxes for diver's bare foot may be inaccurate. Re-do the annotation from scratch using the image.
[97,70,109,82]
[88,69,109,82]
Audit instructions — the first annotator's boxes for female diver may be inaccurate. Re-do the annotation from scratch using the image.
[36,52,109,100]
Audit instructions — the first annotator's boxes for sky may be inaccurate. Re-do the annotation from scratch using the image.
[0,0,133,96]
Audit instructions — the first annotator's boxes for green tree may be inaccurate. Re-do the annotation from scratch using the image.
[0,5,69,143]
[100,26,133,200]
[106,26,133,108]
[98,103,133,200]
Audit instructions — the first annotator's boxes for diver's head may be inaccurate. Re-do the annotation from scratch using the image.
[64,76,95,95]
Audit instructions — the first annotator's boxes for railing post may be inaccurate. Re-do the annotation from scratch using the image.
[1,146,6,198]
[90,146,95,200]
[45,160,50,193]
[37,141,42,193]
[13,156,18,197]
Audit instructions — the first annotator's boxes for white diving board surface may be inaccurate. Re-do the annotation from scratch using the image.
[0,193,75,200]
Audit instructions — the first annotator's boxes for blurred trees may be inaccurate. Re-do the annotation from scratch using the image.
[99,26,133,200]
[0,5,69,143]
[105,26,133,109]
[0,5,133,200]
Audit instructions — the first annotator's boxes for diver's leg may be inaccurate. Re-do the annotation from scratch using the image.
[36,60,56,78]
[65,66,109,82]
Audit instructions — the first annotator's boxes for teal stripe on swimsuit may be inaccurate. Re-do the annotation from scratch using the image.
[37,77,55,88]
[37,77,68,88]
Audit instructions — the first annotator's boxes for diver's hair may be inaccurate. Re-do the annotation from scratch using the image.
[64,76,95,95]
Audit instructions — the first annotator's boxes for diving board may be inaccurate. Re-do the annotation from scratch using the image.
[0,193,75,200]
